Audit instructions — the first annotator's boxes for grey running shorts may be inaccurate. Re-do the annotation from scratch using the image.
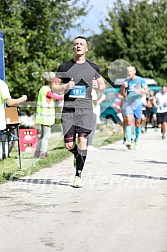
[61,107,93,136]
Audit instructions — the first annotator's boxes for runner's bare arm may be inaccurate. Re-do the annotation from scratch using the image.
[93,76,106,91]
[120,84,127,98]
[141,85,148,95]
[134,85,148,94]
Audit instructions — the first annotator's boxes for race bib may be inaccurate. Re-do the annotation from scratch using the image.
[128,83,141,92]
[69,85,86,98]
[128,84,135,91]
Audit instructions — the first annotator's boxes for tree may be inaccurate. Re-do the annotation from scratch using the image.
[0,0,89,100]
[92,0,167,85]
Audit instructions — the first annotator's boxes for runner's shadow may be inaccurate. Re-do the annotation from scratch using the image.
[142,160,167,165]
[113,173,167,181]
[100,147,126,152]
[13,178,73,187]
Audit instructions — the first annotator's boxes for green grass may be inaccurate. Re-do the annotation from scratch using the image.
[0,126,122,184]
[93,127,123,147]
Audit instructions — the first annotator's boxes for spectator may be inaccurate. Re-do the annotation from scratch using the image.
[34,72,64,158]
[0,78,27,132]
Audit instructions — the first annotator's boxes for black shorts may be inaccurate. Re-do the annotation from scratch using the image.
[142,109,150,118]
[61,107,93,142]
[157,112,167,124]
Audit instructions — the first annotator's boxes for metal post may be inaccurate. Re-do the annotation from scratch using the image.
[16,126,22,169]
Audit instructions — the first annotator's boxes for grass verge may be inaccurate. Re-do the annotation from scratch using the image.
[0,125,123,184]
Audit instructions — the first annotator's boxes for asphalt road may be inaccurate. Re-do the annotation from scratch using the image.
[0,128,167,252]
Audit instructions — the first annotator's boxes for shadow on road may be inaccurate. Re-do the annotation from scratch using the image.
[13,178,73,187]
[142,160,167,165]
[113,173,167,181]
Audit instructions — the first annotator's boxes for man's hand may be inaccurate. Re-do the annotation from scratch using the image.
[21,95,27,102]
[66,78,75,89]
[123,81,128,88]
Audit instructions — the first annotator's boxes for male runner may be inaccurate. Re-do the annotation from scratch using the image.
[121,66,148,149]
[52,36,106,187]
[153,86,167,139]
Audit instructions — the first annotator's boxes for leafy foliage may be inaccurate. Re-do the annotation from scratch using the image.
[92,0,167,85]
[0,0,88,100]
[0,0,166,99]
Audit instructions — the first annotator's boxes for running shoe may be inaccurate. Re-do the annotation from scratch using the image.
[141,127,144,133]
[73,176,82,188]
[126,142,131,149]
[134,140,139,150]
[123,137,126,144]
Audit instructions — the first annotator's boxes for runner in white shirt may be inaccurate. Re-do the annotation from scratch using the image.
[153,86,167,139]
[87,89,105,149]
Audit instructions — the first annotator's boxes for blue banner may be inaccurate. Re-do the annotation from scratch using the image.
[0,31,5,81]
